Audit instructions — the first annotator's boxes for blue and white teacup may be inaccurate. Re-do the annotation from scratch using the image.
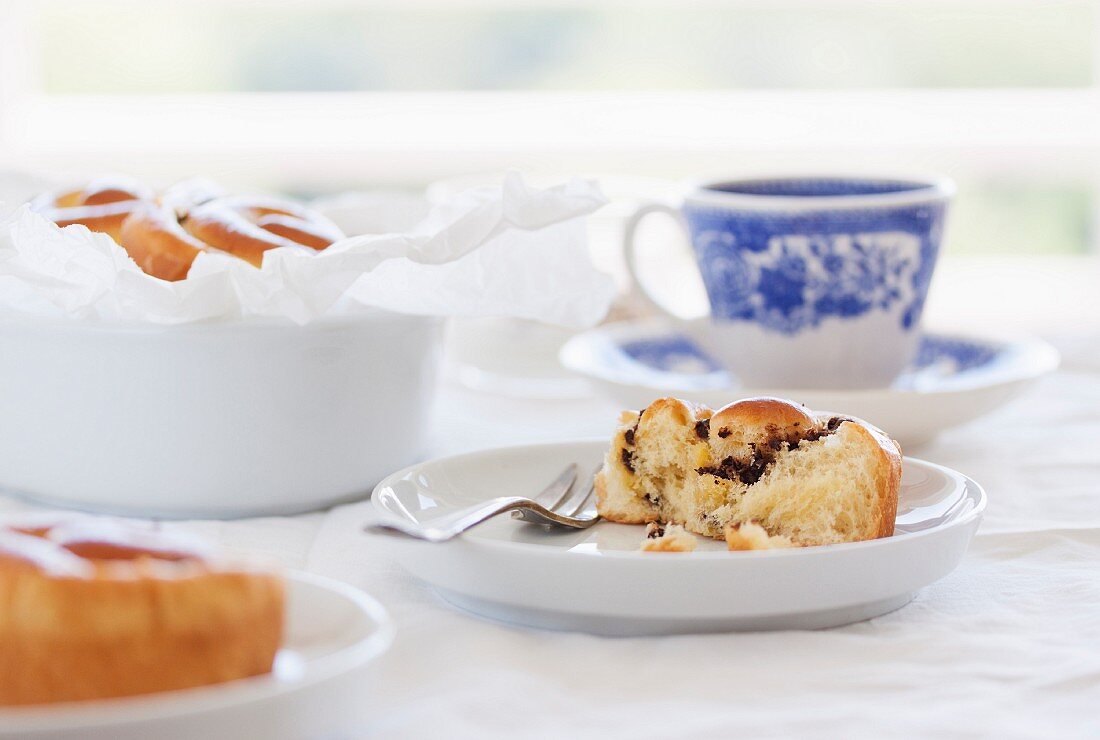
[624,175,954,389]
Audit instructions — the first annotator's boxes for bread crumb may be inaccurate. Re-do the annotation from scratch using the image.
[724,522,798,551]
[641,522,697,552]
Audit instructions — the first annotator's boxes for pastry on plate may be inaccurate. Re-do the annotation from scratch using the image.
[0,515,285,706]
[30,176,345,281]
[596,397,902,550]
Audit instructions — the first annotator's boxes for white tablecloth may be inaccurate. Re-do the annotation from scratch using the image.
[5,315,1100,737]
[97,364,1099,738]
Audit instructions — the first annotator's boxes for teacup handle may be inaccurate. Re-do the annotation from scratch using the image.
[622,203,702,320]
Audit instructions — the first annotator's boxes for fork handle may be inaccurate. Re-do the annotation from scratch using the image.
[366,496,531,542]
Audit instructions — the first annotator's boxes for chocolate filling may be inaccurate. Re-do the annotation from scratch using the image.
[621,414,642,470]
[717,427,732,438]
[620,447,635,473]
[694,418,710,440]
[797,416,845,445]
[697,418,844,486]
[697,455,769,486]
[646,523,665,539]
[624,412,643,447]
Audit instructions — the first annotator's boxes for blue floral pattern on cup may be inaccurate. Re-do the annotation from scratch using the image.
[684,197,947,336]
[623,176,954,388]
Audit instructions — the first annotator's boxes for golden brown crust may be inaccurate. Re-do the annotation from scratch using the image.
[31,178,153,243]
[31,179,344,281]
[0,520,284,706]
[638,397,707,427]
[820,414,902,539]
[0,568,284,705]
[181,196,345,266]
[50,206,136,242]
[709,396,814,435]
[119,205,208,282]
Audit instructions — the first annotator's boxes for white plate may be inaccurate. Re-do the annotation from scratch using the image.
[560,319,1059,448]
[0,572,393,740]
[372,440,985,636]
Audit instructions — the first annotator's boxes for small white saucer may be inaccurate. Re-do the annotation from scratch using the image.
[371,440,985,636]
[0,572,393,740]
[560,319,1059,447]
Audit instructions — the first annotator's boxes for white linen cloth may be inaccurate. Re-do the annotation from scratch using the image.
[312,372,1100,739]
[9,368,1091,738]
[2,287,1099,738]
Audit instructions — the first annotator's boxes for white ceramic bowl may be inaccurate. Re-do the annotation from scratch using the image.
[0,312,443,518]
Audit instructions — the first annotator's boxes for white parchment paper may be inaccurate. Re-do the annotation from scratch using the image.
[0,173,613,327]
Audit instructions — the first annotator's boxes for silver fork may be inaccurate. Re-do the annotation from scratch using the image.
[364,464,601,543]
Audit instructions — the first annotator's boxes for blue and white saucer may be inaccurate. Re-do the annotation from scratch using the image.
[560,319,1059,447]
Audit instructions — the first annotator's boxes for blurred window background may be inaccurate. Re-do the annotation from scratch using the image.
[35,3,1092,92]
[0,0,1095,257]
